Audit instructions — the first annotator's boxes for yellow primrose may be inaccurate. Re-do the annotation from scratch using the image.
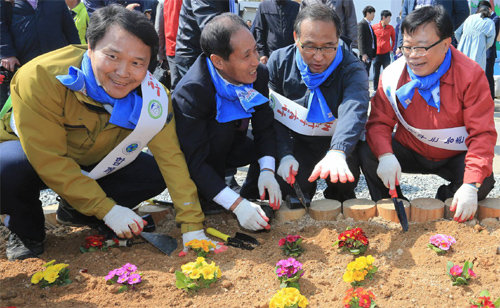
[353,271,365,281]
[366,255,375,265]
[51,263,69,273]
[189,268,201,280]
[31,271,44,284]
[298,296,309,307]
[343,271,354,282]
[201,267,214,280]
[43,260,56,267]
[216,266,222,278]
[181,263,195,273]
[195,257,205,264]
[44,271,59,284]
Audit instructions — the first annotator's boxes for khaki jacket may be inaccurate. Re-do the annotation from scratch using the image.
[0,45,204,233]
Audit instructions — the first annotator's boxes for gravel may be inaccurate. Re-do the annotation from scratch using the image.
[39,170,500,207]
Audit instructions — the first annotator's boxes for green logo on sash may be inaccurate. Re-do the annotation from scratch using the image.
[148,100,163,119]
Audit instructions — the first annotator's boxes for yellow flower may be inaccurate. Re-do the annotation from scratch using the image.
[189,268,201,280]
[353,261,366,271]
[216,266,222,278]
[181,262,195,273]
[44,271,59,284]
[201,267,214,280]
[186,239,202,249]
[366,255,375,265]
[298,295,309,307]
[195,257,205,264]
[353,271,366,282]
[51,263,69,273]
[347,262,356,271]
[357,256,367,264]
[343,270,354,283]
[43,260,56,267]
[31,271,44,284]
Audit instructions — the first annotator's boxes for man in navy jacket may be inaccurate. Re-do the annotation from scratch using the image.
[172,13,281,232]
[267,4,369,203]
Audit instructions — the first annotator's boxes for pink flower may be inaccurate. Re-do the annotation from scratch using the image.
[117,273,129,284]
[128,273,142,285]
[104,269,116,281]
[449,265,463,277]
[468,268,476,277]
[278,238,286,246]
[122,263,137,273]
[286,235,300,243]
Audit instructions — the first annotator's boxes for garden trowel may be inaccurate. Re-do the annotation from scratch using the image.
[206,227,259,250]
[389,188,409,232]
[139,214,178,255]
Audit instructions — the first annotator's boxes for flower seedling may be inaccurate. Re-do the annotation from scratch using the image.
[470,290,500,308]
[447,260,475,286]
[343,287,377,308]
[105,263,142,292]
[31,260,71,288]
[184,239,216,257]
[343,255,378,287]
[333,228,369,255]
[275,257,305,290]
[427,234,456,254]
[175,257,222,292]
[269,287,308,308]
[278,235,304,257]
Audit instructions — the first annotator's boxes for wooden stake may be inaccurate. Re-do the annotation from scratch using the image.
[276,205,306,222]
[343,199,377,221]
[478,198,500,220]
[376,198,410,223]
[309,199,341,221]
[444,198,453,219]
[410,198,444,222]
[43,203,60,227]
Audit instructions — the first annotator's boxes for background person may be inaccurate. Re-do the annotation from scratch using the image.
[357,5,376,73]
[372,10,395,92]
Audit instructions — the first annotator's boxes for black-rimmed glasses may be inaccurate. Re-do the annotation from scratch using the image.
[401,38,444,57]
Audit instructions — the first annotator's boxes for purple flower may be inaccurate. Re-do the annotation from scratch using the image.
[105,269,117,281]
[122,263,138,273]
[117,273,129,284]
[128,273,142,285]
[115,268,127,277]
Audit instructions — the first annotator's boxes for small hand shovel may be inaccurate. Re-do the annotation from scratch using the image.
[206,227,259,250]
[389,188,409,232]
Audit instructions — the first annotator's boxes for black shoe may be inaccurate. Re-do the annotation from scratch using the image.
[56,197,101,227]
[225,175,241,194]
[6,233,44,261]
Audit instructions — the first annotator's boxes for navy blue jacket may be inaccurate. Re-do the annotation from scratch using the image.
[267,45,369,159]
[172,55,276,200]
[252,0,299,58]
[486,12,499,60]
[0,0,80,65]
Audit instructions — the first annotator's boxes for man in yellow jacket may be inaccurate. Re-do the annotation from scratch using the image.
[0,5,207,260]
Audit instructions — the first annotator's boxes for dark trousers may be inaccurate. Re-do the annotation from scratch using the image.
[171,55,197,91]
[373,52,391,91]
[166,55,179,91]
[198,120,261,210]
[359,140,495,202]
[360,58,372,74]
[277,139,361,203]
[0,140,166,242]
[485,57,496,99]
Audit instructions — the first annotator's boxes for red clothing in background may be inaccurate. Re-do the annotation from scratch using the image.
[372,22,395,55]
[367,46,496,184]
[163,0,182,56]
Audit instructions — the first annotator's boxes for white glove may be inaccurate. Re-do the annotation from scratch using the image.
[277,155,299,184]
[103,205,144,239]
[376,153,401,191]
[233,199,269,231]
[258,170,282,210]
[182,229,215,252]
[451,184,478,222]
[309,150,355,183]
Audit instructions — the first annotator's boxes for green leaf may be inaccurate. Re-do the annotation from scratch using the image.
[455,277,468,285]
[287,282,300,290]
[492,297,500,307]
[175,271,188,290]
[479,290,490,297]
[333,240,340,247]
[79,247,87,253]
[370,301,377,308]
[446,261,453,273]
[117,285,128,293]
[350,249,361,255]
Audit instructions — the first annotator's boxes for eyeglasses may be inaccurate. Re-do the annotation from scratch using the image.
[401,38,444,57]
[298,40,338,55]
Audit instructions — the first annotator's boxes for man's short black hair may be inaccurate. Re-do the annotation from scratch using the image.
[294,3,341,38]
[200,13,249,60]
[381,10,392,19]
[87,5,158,66]
[401,5,453,40]
[363,6,375,17]
[478,1,492,9]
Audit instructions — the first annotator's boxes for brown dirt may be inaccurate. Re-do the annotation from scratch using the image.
[1,209,499,308]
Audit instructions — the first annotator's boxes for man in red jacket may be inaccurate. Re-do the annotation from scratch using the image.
[372,10,395,92]
[359,6,496,223]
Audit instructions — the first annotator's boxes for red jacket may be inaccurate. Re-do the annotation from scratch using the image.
[163,0,182,56]
[367,46,496,184]
[372,22,395,55]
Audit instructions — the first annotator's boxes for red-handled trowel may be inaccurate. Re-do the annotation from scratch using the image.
[389,188,409,232]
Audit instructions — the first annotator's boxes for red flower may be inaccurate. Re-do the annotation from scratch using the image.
[278,238,286,246]
[358,294,372,308]
[286,235,300,243]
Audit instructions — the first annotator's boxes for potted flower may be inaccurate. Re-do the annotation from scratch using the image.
[427,234,456,254]
[446,260,476,286]
[333,228,369,255]
[278,235,304,257]
[31,260,71,288]
[269,287,308,308]
[343,255,378,287]
[104,263,142,292]
[343,287,377,308]
[175,257,222,291]
[275,257,304,290]
[470,290,500,308]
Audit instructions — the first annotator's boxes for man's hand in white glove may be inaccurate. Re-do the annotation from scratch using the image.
[450,184,478,222]
[232,198,269,231]
[103,205,145,239]
[308,150,355,183]
[376,153,402,191]
[182,229,215,252]
[277,155,299,185]
[258,170,282,210]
